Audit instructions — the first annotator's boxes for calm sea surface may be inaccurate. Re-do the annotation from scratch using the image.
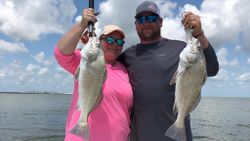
[0,94,250,141]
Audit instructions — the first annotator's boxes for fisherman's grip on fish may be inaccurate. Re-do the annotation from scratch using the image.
[165,12,207,141]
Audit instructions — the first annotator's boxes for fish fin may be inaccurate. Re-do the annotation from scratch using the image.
[170,71,177,85]
[173,102,178,115]
[90,71,106,112]
[91,92,103,112]
[202,71,207,86]
[191,93,201,112]
[165,122,187,141]
[103,70,107,81]
[70,123,90,140]
[170,66,189,85]
[74,66,80,80]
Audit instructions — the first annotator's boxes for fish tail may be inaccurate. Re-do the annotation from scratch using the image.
[70,123,90,140]
[165,122,186,141]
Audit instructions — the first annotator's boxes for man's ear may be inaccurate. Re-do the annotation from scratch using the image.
[159,17,163,27]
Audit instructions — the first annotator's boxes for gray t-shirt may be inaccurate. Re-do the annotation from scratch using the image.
[118,38,219,141]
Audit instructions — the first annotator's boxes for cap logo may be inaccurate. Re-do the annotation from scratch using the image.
[148,4,156,12]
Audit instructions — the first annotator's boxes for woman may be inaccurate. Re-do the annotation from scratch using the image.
[54,8,133,141]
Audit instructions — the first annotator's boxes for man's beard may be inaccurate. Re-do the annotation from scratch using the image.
[137,28,161,41]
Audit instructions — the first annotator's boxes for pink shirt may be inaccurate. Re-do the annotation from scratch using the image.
[54,47,133,141]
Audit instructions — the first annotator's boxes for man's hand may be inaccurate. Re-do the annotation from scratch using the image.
[182,12,203,38]
[182,12,209,49]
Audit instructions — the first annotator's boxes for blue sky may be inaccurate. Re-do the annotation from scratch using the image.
[0,0,249,97]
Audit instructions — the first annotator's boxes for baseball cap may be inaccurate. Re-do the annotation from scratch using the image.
[135,1,160,18]
[100,25,125,39]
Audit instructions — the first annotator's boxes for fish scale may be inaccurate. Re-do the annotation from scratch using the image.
[165,29,207,141]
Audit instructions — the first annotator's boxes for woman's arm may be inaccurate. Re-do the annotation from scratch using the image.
[57,8,97,55]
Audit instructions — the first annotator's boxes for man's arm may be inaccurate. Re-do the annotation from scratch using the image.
[203,43,219,76]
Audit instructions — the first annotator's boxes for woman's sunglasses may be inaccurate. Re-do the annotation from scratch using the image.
[101,37,125,46]
[136,15,159,24]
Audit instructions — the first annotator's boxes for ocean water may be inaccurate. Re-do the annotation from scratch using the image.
[0,94,69,141]
[0,94,250,141]
[191,97,250,141]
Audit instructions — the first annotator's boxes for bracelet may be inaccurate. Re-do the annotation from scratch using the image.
[193,30,204,38]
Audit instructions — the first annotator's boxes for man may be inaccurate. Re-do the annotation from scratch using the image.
[118,1,219,141]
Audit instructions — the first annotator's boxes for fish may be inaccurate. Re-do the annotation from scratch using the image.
[165,29,207,141]
[71,36,106,140]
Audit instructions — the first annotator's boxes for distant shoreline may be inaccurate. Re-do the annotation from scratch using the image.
[0,92,249,98]
[0,92,72,95]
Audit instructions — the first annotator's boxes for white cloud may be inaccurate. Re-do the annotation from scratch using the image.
[211,68,229,81]
[198,0,240,47]
[0,69,6,78]
[0,0,77,41]
[216,47,239,67]
[25,64,40,73]
[156,0,177,18]
[247,58,250,64]
[236,73,250,81]
[235,0,250,51]
[97,0,141,46]
[7,0,244,51]
[229,59,240,66]
[2,60,24,82]
[0,39,28,54]
[234,45,243,54]
[174,0,250,53]
[34,52,45,63]
[32,52,54,67]
[96,0,180,46]
[38,68,48,75]
[162,18,185,41]
[1,0,249,46]
[0,58,74,92]
[44,60,52,67]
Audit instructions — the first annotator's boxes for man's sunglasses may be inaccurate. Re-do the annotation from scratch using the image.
[136,15,159,24]
[101,37,125,46]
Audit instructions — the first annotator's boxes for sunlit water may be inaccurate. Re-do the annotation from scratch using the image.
[0,94,249,141]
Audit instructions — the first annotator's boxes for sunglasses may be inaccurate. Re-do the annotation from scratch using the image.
[136,15,159,24]
[102,37,125,46]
